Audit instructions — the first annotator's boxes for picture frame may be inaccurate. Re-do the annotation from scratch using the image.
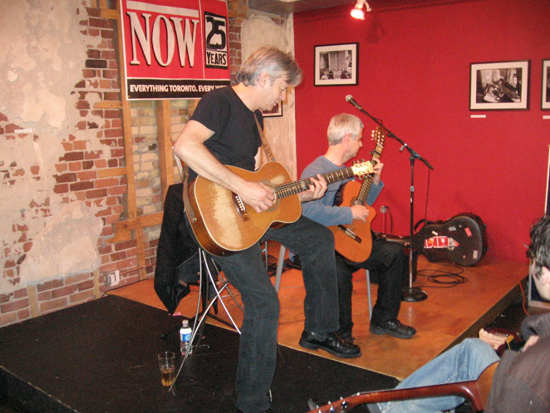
[314,43,358,86]
[542,59,550,110]
[469,60,530,110]
[262,101,283,117]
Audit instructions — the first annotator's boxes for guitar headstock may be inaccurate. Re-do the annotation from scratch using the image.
[371,125,387,147]
[350,160,374,177]
[307,396,359,413]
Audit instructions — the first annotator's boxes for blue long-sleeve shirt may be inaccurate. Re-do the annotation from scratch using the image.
[301,156,383,227]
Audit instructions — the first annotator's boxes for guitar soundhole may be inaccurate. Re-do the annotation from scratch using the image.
[266,197,281,212]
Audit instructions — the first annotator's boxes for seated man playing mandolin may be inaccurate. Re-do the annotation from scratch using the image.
[173,47,361,413]
[301,113,416,343]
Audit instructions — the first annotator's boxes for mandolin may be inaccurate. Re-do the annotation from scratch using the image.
[328,126,386,263]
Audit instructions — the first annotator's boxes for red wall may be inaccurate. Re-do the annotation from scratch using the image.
[293,0,550,263]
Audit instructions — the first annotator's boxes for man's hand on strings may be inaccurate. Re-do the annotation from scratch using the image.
[351,205,370,223]
[239,181,276,213]
[298,174,327,202]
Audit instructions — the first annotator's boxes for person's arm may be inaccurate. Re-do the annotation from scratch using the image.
[173,120,275,213]
[300,158,354,226]
[302,196,354,227]
[366,181,384,205]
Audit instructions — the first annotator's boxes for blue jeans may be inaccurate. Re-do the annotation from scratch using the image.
[372,338,500,413]
[212,216,340,413]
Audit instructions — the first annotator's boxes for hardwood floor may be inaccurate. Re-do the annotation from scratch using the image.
[109,246,528,380]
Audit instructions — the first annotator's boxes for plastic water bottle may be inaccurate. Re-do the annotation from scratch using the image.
[179,319,192,356]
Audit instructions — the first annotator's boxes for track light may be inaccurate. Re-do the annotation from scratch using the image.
[350,0,371,20]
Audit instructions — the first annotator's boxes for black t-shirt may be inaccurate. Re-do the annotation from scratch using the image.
[188,86,264,181]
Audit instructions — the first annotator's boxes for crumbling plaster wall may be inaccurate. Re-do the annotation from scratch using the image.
[242,13,297,178]
[0,0,297,328]
[1,1,108,303]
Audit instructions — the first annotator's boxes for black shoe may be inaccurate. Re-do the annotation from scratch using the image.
[338,330,356,346]
[370,319,416,339]
[284,255,301,270]
[299,331,361,358]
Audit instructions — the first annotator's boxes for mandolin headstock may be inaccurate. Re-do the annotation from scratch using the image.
[350,160,374,178]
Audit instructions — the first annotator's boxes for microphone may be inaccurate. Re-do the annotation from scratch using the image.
[345,95,363,111]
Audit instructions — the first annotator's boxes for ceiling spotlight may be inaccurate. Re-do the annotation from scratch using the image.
[350,0,371,20]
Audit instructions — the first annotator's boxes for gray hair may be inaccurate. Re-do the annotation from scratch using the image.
[327,113,364,146]
[235,46,303,87]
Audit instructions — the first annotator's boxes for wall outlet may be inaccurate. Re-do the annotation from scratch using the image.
[107,270,120,286]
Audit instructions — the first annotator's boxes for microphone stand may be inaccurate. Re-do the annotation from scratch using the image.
[347,100,433,302]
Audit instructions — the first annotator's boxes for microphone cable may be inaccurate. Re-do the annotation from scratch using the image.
[415,262,468,288]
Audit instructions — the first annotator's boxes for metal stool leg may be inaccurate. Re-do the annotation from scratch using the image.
[366,269,372,320]
[170,248,242,391]
[274,245,286,292]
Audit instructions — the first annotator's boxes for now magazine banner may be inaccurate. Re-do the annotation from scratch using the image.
[120,0,230,100]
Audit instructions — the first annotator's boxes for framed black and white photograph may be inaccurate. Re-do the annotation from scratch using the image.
[262,101,283,117]
[470,60,530,110]
[542,59,550,110]
[314,43,358,86]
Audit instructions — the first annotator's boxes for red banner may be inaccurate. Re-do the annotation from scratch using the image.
[120,0,230,100]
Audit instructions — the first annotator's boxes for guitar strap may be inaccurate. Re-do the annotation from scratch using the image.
[254,113,277,162]
[180,161,196,223]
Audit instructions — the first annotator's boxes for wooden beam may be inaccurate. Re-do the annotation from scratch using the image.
[100,8,119,20]
[107,230,133,244]
[114,212,163,232]
[156,100,175,202]
[94,101,122,109]
[114,1,137,221]
[98,167,127,178]
[136,228,147,280]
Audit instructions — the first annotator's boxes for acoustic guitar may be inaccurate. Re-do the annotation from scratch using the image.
[328,126,387,263]
[306,361,498,413]
[185,161,374,256]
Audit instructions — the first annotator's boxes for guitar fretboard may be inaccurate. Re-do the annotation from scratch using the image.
[356,143,383,204]
[275,167,358,199]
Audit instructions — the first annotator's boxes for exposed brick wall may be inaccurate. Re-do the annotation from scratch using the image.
[0,0,288,328]
[0,5,128,327]
[227,0,247,82]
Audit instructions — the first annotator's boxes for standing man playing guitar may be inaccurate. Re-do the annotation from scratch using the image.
[173,47,360,413]
[301,113,416,343]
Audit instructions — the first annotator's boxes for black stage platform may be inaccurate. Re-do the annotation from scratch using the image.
[0,295,397,413]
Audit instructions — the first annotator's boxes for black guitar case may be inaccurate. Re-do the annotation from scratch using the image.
[412,213,488,266]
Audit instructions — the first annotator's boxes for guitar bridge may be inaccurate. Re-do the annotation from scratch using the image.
[232,192,249,221]
[337,225,362,243]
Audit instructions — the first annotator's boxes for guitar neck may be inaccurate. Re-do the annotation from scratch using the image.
[356,143,383,203]
[312,381,480,413]
[275,166,358,199]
